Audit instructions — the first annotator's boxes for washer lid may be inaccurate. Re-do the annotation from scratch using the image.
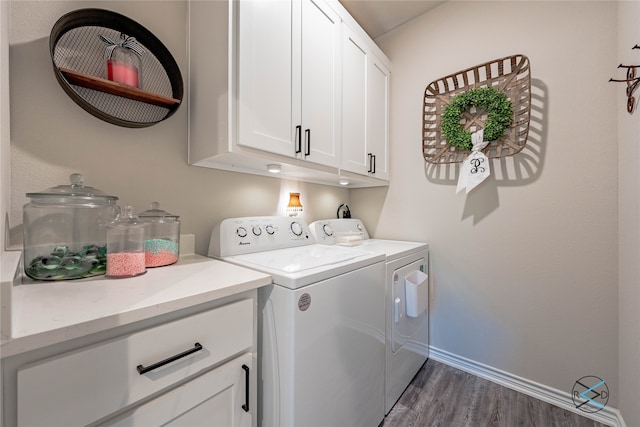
[234,245,370,273]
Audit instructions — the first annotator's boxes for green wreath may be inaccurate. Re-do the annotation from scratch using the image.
[441,87,513,151]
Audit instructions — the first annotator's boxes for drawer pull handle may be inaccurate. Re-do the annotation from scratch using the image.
[136,342,203,375]
[242,364,250,412]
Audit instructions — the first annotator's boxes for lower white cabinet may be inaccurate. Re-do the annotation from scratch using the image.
[13,296,256,427]
[107,353,253,427]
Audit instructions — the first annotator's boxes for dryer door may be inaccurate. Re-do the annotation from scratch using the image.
[391,258,428,353]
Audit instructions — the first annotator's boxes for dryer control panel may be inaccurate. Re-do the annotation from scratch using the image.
[209,216,314,257]
[309,219,370,244]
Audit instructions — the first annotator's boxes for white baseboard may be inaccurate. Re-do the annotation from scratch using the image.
[429,346,627,427]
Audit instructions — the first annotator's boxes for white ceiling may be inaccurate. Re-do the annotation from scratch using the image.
[339,0,444,39]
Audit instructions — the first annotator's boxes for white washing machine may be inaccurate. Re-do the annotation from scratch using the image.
[209,216,386,427]
[309,218,429,415]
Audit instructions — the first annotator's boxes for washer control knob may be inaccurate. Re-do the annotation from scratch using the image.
[290,221,303,236]
[252,225,262,236]
[236,227,248,238]
[322,224,333,237]
[265,225,275,235]
[356,223,363,231]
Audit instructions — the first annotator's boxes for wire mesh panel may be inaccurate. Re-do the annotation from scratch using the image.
[50,9,183,128]
[423,55,531,164]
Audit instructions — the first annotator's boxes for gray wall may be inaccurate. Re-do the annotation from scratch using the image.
[7,0,349,255]
[1,1,10,254]
[352,0,620,407]
[617,1,640,426]
[0,3,9,423]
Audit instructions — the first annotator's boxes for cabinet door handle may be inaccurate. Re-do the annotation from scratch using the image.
[372,154,376,174]
[368,153,373,173]
[136,342,203,375]
[295,125,302,153]
[242,364,250,412]
[304,129,311,156]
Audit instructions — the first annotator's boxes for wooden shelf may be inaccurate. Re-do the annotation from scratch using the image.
[59,67,181,109]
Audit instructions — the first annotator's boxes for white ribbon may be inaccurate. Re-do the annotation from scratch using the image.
[456,129,490,194]
[99,34,145,60]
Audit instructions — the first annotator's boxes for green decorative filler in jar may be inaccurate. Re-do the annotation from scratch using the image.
[23,174,119,281]
[137,202,180,268]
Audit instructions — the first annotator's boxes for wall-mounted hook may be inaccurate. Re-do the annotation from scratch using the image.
[609,44,640,114]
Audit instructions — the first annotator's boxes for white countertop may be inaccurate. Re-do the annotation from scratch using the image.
[1,254,271,358]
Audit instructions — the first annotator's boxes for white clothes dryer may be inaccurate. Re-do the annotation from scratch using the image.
[209,216,386,427]
[309,218,429,415]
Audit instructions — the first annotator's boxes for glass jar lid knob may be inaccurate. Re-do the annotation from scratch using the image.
[70,173,84,188]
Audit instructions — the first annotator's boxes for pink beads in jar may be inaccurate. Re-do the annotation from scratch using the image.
[106,205,147,278]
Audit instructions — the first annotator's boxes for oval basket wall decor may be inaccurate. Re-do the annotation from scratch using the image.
[49,8,183,128]
[423,54,531,164]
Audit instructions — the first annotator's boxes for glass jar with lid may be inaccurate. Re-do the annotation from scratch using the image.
[106,205,147,278]
[137,202,180,267]
[104,34,143,89]
[23,173,119,281]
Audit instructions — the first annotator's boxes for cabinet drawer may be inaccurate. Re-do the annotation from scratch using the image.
[104,353,253,427]
[17,298,254,427]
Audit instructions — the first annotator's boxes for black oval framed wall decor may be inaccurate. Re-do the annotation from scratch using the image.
[49,8,183,128]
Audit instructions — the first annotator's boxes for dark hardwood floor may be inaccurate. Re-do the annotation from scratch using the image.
[383,359,610,427]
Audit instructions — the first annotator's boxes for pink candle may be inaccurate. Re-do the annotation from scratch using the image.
[107,60,140,88]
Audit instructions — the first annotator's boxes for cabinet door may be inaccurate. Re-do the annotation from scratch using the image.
[341,25,368,175]
[299,0,341,168]
[238,0,340,167]
[105,353,254,427]
[367,55,390,180]
[237,0,296,158]
[341,27,390,180]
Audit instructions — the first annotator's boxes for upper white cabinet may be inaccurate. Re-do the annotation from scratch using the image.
[188,0,391,187]
[366,55,390,180]
[237,0,295,159]
[341,25,389,180]
[238,0,340,168]
[341,26,368,175]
